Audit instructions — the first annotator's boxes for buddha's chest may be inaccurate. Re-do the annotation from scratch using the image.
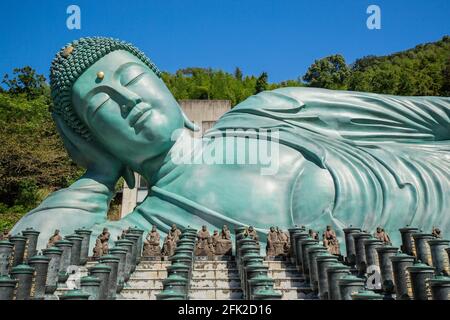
[153,143,329,227]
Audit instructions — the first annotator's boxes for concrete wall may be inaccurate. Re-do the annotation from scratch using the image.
[120,100,232,217]
[180,99,231,134]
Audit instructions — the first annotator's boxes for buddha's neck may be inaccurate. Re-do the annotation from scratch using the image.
[139,128,196,185]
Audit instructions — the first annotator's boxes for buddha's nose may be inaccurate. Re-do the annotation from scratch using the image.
[115,86,143,110]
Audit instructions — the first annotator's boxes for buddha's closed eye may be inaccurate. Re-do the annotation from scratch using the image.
[90,92,111,115]
[121,65,148,87]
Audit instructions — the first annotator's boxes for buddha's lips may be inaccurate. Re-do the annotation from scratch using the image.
[128,102,153,128]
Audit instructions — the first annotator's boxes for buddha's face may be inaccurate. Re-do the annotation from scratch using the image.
[72,50,184,166]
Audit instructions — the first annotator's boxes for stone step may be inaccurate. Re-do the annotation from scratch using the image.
[126,278,164,289]
[135,262,170,270]
[188,288,243,300]
[190,278,241,289]
[120,288,161,300]
[268,268,302,278]
[277,288,317,300]
[263,261,293,268]
[193,261,238,270]
[273,277,305,289]
[191,270,239,279]
[129,269,168,279]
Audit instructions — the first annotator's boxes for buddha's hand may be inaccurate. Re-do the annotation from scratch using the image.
[53,114,132,189]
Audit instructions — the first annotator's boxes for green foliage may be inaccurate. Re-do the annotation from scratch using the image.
[255,72,269,94]
[303,54,350,90]
[0,86,83,225]
[2,66,47,98]
[303,36,450,96]
[162,68,301,106]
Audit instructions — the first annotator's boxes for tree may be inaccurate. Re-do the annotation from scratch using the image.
[442,57,450,96]
[2,66,47,98]
[255,72,268,94]
[302,54,350,90]
[234,67,243,81]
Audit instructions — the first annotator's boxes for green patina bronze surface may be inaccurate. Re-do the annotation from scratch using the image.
[11,37,450,250]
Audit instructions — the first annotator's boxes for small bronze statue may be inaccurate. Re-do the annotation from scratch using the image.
[0,229,11,241]
[46,229,62,248]
[143,225,161,257]
[323,225,340,255]
[244,225,259,241]
[374,226,391,245]
[162,233,176,256]
[212,225,232,256]
[309,229,319,240]
[276,227,290,255]
[169,224,182,242]
[432,226,442,239]
[93,228,110,257]
[195,225,213,256]
[266,226,284,256]
[117,228,129,240]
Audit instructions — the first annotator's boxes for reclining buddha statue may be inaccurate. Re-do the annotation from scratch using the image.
[11,37,450,249]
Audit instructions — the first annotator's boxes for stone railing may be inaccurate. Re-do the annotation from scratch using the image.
[288,225,450,300]
[156,227,196,300]
[0,224,448,300]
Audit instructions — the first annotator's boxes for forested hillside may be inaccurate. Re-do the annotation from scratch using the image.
[1,36,448,229]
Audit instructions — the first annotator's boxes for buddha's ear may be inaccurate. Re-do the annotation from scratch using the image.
[181,110,199,132]
[122,166,136,189]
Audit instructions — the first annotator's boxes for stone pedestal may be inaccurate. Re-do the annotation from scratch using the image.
[28,254,50,299]
[407,262,434,300]
[80,275,101,300]
[338,274,365,300]
[316,253,339,300]
[288,227,304,264]
[429,275,450,300]
[65,234,84,266]
[114,239,134,282]
[59,289,90,300]
[307,244,327,293]
[10,264,35,300]
[0,275,17,300]
[342,227,361,266]
[375,245,399,293]
[0,240,13,276]
[351,289,383,300]
[353,232,371,274]
[88,263,111,300]
[299,238,319,284]
[21,228,40,262]
[293,232,309,271]
[99,254,120,299]
[363,238,383,267]
[390,252,415,300]
[412,233,434,266]
[109,247,127,293]
[326,263,351,300]
[42,247,62,294]
[54,239,73,283]
[75,228,92,265]
[9,235,27,267]
[428,239,450,275]
[399,226,419,256]
[124,233,140,273]
[128,226,145,264]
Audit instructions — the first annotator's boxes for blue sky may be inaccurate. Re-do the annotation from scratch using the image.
[0,0,448,83]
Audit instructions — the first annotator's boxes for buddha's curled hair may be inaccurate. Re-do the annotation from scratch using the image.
[50,37,161,141]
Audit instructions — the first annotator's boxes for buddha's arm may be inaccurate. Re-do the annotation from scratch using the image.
[11,173,115,247]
